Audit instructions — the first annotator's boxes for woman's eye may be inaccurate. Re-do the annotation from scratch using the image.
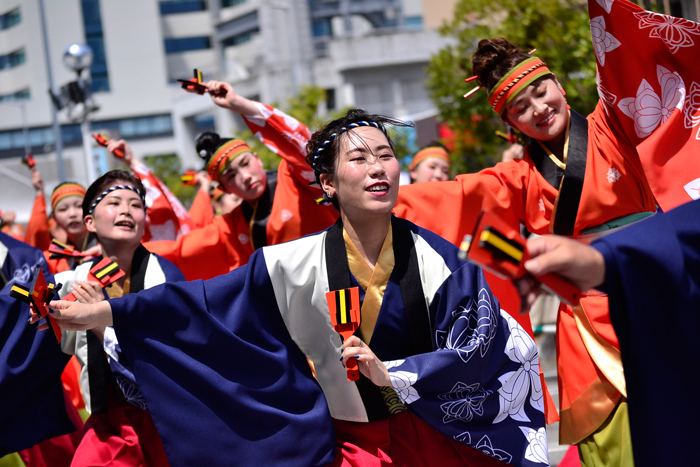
[351,157,365,162]
[380,154,394,159]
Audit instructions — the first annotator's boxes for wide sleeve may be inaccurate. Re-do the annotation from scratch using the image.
[109,251,336,467]
[187,187,214,229]
[591,199,700,466]
[241,102,318,187]
[130,162,197,242]
[383,263,548,467]
[588,0,700,210]
[395,159,551,245]
[24,194,51,251]
[0,245,75,455]
[144,212,251,281]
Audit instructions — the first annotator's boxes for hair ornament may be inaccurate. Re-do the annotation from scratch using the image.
[88,185,146,214]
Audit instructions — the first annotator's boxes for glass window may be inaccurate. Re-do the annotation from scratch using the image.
[403,16,423,30]
[0,49,26,71]
[221,0,245,7]
[0,8,20,31]
[160,1,207,15]
[164,36,212,54]
[0,132,11,150]
[221,29,258,48]
[80,0,110,91]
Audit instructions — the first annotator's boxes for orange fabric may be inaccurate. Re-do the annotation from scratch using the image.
[43,250,71,274]
[395,102,657,437]
[61,355,85,410]
[146,103,337,281]
[188,188,214,229]
[24,194,52,251]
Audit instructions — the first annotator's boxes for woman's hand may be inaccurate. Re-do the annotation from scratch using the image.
[81,244,102,260]
[341,335,391,387]
[106,139,137,167]
[70,280,105,304]
[33,300,114,331]
[31,169,44,195]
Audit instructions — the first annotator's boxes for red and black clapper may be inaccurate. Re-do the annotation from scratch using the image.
[92,133,124,158]
[326,287,362,381]
[61,258,125,302]
[177,68,207,95]
[10,266,63,343]
[460,209,583,306]
[48,239,88,260]
[21,153,36,169]
[181,170,197,186]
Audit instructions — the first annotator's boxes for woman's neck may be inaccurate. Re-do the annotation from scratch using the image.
[341,212,391,268]
[542,130,567,162]
[68,232,87,249]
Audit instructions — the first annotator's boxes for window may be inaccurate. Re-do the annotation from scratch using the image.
[221,29,257,48]
[312,18,332,37]
[164,36,212,53]
[403,16,423,30]
[0,89,30,103]
[80,0,110,91]
[0,7,20,30]
[0,49,25,71]
[325,88,336,111]
[93,114,173,139]
[160,1,207,15]
[221,0,246,8]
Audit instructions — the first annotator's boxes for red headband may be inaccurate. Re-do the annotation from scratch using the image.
[51,183,86,211]
[206,139,252,183]
[410,147,450,170]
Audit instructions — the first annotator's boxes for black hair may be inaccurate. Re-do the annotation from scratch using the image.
[306,108,413,210]
[195,131,232,165]
[82,170,146,218]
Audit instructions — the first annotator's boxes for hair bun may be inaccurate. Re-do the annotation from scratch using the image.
[195,131,222,162]
[471,38,528,92]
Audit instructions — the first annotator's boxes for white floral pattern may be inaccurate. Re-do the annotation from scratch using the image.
[437,289,498,363]
[280,209,293,222]
[618,66,685,138]
[538,199,545,212]
[635,10,700,54]
[520,426,550,465]
[474,435,513,464]
[238,233,250,244]
[596,0,614,14]
[590,16,621,66]
[683,178,700,200]
[389,370,420,404]
[683,81,700,140]
[596,71,618,110]
[494,312,543,424]
[606,168,621,184]
[438,382,492,424]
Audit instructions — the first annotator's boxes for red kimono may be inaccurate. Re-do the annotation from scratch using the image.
[396,0,699,445]
[146,103,338,281]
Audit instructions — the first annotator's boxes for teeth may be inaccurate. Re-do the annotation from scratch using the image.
[368,186,388,192]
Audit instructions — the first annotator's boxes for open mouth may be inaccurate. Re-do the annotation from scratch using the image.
[536,110,556,127]
[115,220,135,229]
[366,183,390,194]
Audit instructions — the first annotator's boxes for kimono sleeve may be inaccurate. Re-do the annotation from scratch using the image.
[23,194,51,251]
[188,187,214,229]
[591,199,700,467]
[109,250,336,467]
[383,262,548,467]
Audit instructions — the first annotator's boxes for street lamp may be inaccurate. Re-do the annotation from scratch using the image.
[56,43,100,185]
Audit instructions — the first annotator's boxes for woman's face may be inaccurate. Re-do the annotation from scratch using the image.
[321,126,400,219]
[218,152,267,201]
[84,183,146,247]
[53,196,86,242]
[503,77,569,143]
[410,157,450,183]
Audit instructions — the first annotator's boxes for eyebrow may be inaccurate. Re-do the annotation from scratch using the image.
[345,144,393,156]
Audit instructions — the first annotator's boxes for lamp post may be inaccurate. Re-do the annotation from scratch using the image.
[62,43,99,185]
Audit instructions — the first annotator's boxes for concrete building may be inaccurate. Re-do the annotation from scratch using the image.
[0,0,456,222]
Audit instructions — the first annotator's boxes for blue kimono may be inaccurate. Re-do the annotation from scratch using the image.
[0,233,75,455]
[592,198,700,467]
[109,218,548,467]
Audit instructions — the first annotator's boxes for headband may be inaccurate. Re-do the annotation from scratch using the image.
[487,57,552,116]
[207,139,252,183]
[311,120,390,179]
[88,185,145,214]
[51,183,86,211]
[409,147,450,171]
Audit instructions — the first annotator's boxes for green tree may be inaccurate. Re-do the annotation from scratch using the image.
[427,0,597,174]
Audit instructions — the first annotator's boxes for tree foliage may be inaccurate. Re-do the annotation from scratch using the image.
[426,0,597,174]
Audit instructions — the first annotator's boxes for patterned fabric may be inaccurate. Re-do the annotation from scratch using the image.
[410,146,450,170]
[51,183,86,211]
[590,0,700,210]
[206,139,251,182]
[488,57,553,116]
[109,219,548,467]
[131,163,196,242]
[88,185,145,214]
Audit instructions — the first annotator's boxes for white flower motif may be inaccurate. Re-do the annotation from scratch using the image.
[384,359,405,370]
[389,370,420,404]
[474,435,513,463]
[494,312,543,424]
[147,219,176,242]
[618,66,685,138]
[244,102,273,127]
[606,168,621,184]
[238,233,250,244]
[453,432,472,444]
[273,107,300,130]
[439,382,492,424]
[281,209,293,222]
[590,16,621,66]
[684,178,700,200]
[683,81,700,135]
[635,10,700,54]
[596,71,617,110]
[596,0,614,13]
[439,289,498,363]
[116,375,148,410]
[538,199,545,212]
[520,426,550,465]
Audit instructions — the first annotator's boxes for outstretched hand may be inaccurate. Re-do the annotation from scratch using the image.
[106,139,136,166]
[515,235,605,312]
[341,335,390,387]
[31,300,114,332]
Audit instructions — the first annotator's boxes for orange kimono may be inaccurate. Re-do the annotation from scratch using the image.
[24,194,52,251]
[188,187,215,229]
[146,103,337,281]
